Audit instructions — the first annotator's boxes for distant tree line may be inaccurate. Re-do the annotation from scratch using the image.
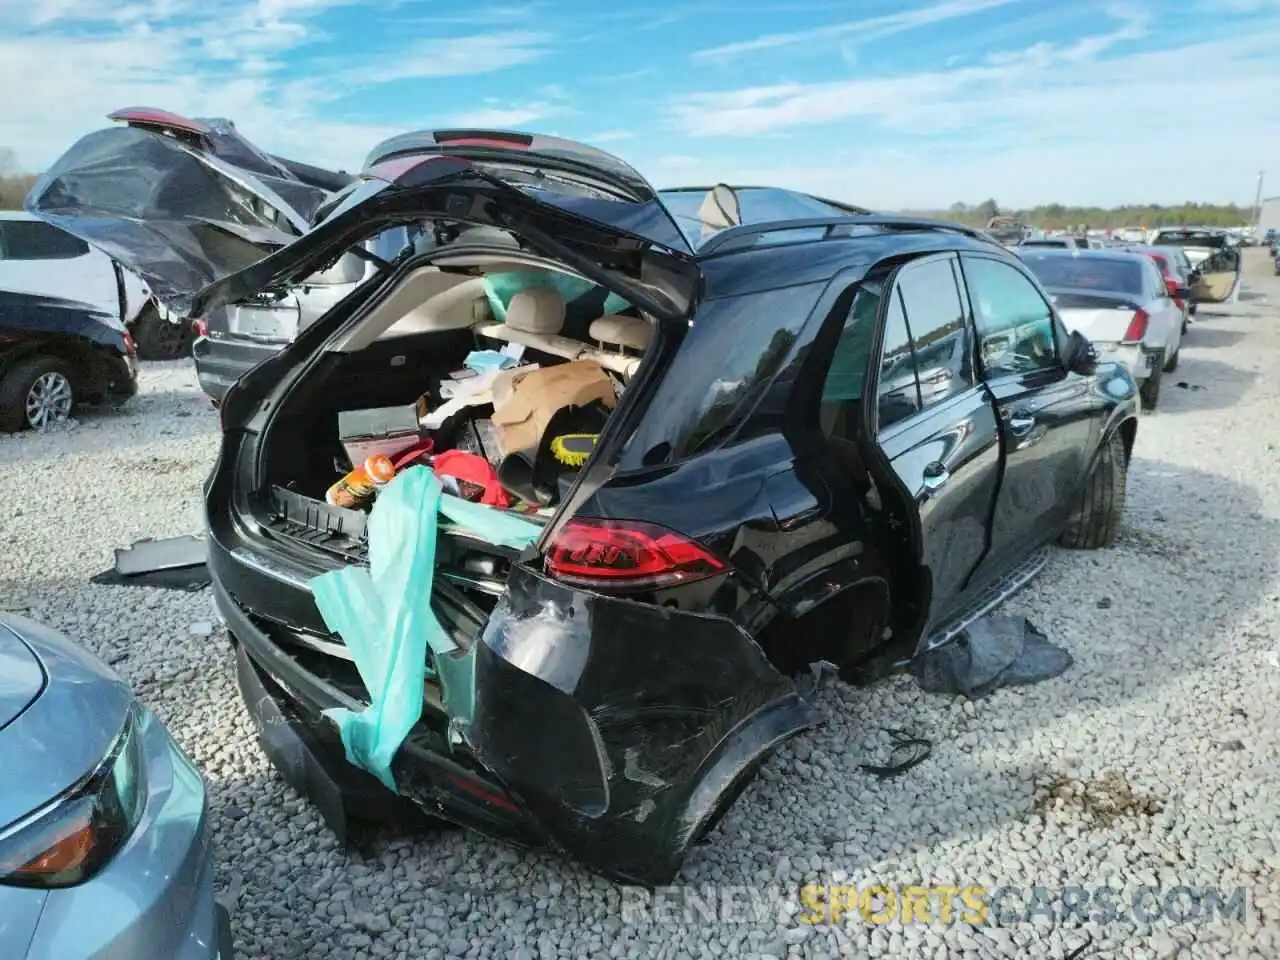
[921,199,1252,231]
[0,145,1256,231]
[0,147,37,210]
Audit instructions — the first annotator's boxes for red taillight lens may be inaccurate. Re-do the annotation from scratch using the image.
[122,330,136,356]
[192,317,208,338]
[544,518,728,591]
[1123,309,1149,343]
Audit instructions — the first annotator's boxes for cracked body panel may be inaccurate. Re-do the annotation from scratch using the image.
[456,566,817,886]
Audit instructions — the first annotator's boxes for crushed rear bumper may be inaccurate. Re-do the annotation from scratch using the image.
[215,540,815,885]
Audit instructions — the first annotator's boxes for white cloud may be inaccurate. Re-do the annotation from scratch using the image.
[659,21,1280,207]
[444,101,567,128]
[0,0,559,172]
[338,30,553,84]
[691,0,1020,62]
[584,131,635,143]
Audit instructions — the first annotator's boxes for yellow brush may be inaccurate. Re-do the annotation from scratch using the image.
[549,433,598,467]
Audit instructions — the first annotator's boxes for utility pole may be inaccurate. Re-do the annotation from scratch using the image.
[1253,170,1264,228]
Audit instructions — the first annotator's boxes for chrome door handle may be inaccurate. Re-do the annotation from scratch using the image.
[922,461,950,491]
[1008,415,1036,436]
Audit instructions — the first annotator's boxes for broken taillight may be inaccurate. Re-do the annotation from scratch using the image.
[544,518,728,591]
[192,317,208,338]
[1122,309,1149,344]
[122,329,137,356]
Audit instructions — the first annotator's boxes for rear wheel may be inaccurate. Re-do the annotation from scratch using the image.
[132,303,194,360]
[1058,429,1128,550]
[1139,366,1162,411]
[1163,341,1180,373]
[0,356,76,432]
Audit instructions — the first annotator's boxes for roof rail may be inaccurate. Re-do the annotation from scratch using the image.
[698,214,995,256]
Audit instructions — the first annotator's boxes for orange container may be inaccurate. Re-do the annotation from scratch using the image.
[326,454,396,509]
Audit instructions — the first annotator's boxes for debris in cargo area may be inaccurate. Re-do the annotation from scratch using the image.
[337,396,430,465]
[90,535,210,591]
[310,466,542,789]
[497,401,611,506]
[489,359,617,459]
[912,615,1072,700]
[326,454,396,509]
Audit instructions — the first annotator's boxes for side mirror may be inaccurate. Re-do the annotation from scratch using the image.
[1065,329,1096,375]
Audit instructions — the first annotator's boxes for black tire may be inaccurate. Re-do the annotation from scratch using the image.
[131,303,193,361]
[1163,345,1180,373]
[1058,429,1128,550]
[0,356,76,433]
[1139,366,1162,411]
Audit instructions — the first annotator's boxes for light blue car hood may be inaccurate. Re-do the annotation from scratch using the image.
[0,614,132,831]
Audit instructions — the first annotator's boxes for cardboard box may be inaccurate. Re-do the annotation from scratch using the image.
[490,360,616,457]
[338,395,429,465]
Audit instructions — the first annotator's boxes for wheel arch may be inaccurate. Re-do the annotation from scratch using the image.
[0,339,103,395]
[754,564,896,678]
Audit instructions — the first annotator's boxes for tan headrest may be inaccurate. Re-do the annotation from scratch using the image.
[589,314,652,351]
[506,287,565,335]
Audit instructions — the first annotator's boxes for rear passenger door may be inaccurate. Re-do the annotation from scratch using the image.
[874,254,1002,636]
[958,253,1096,589]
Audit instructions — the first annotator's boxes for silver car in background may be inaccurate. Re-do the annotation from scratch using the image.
[1016,248,1186,411]
[191,225,421,405]
[0,613,231,959]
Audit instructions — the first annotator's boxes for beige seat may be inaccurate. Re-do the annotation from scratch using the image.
[475,286,642,377]
[589,314,652,352]
[506,287,566,334]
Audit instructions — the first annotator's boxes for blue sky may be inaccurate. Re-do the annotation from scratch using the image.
[1,0,1278,209]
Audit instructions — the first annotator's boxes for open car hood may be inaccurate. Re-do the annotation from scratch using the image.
[27,131,701,320]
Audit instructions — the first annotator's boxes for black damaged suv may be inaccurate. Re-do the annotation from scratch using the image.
[28,122,1138,886]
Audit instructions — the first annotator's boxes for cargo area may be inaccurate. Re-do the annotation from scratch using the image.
[250,254,655,613]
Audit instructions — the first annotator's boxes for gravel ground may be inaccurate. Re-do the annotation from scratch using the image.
[2,253,1278,960]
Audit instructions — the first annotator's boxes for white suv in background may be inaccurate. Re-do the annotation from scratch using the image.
[0,212,189,359]
[0,212,150,326]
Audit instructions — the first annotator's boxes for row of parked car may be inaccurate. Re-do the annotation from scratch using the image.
[1011,229,1242,409]
[0,106,1241,957]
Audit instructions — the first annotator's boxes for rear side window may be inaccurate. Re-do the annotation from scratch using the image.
[1144,259,1167,298]
[625,282,826,464]
[0,220,90,260]
[875,290,922,430]
[894,257,972,410]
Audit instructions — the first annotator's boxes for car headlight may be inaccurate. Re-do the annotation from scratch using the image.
[0,703,147,888]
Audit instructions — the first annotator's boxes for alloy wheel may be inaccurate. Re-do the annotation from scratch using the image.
[25,371,73,428]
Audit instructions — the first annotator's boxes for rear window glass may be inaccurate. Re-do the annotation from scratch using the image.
[1021,239,1067,248]
[1153,231,1227,249]
[1,220,90,260]
[623,281,827,465]
[1020,255,1144,295]
[658,187,852,249]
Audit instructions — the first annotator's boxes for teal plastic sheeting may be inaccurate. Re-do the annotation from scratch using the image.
[483,269,631,323]
[310,466,542,790]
